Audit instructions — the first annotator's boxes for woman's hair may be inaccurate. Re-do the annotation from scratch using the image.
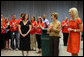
[31,16,35,21]
[42,14,46,18]
[69,7,79,19]
[22,13,29,21]
[1,18,2,22]
[20,13,24,17]
[5,17,9,23]
[37,16,43,23]
[51,12,58,19]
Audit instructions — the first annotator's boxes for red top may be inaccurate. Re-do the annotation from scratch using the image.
[67,18,82,53]
[36,22,44,35]
[62,21,69,33]
[1,22,6,34]
[17,18,22,25]
[30,21,37,34]
[2,19,5,22]
[10,19,18,31]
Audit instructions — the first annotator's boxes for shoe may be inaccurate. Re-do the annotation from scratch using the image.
[36,51,42,54]
[4,48,8,50]
[33,48,36,51]
[64,44,67,46]
[12,48,15,50]
[16,48,18,51]
[30,49,33,51]
[5,48,10,50]
[8,48,11,50]
[33,50,36,51]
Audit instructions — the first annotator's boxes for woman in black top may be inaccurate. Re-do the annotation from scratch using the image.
[18,13,32,56]
[5,17,11,49]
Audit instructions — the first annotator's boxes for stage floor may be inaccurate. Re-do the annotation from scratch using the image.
[1,32,83,56]
[1,40,83,56]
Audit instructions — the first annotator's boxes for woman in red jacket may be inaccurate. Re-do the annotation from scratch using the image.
[10,14,18,50]
[35,16,44,53]
[30,16,37,51]
[62,17,69,46]
[1,18,6,49]
[5,17,11,49]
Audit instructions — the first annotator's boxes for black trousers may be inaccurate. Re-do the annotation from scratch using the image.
[81,32,83,41]
[36,34,41,49]
[63,33,69,46]
[1,34,6,49]
[11,31,18,49]
[49,36,60,56]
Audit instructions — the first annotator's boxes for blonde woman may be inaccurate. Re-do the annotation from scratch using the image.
[67,7,83,56]
[48,12,61,56]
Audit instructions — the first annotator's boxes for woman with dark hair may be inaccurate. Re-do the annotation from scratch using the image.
[62,17,69,46]
[30,16,37,51]
[35,16,44,53]
[17,13,25,25]
[4,17,11,50]
[18,13,32,56]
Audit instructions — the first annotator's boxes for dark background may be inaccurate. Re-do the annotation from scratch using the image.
[1,1,83,22]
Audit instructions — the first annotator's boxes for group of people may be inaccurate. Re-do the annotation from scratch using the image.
[1,13,49,56]
[1,7,83,56]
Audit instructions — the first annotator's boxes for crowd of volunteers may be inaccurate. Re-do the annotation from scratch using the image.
[1,7,83,56]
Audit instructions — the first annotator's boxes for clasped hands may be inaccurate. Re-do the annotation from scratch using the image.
[21,33,28,37]
[48,25,57,31]
[68,28,74,32]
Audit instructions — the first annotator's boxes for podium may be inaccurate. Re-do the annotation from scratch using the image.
[41,28,50,56]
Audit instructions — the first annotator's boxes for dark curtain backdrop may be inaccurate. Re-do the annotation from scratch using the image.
[1,1,83,22]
